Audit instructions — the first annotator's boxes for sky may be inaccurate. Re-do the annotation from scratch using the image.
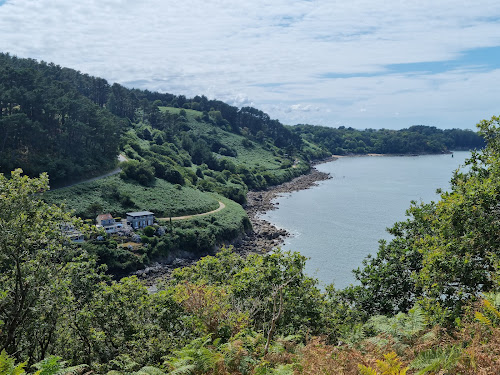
[1,0,500,130]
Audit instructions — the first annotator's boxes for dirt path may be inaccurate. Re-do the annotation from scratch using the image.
[157,201,226,221]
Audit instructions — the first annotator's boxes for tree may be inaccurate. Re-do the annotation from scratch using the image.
[0,169,83,361]
[346,116,500,324]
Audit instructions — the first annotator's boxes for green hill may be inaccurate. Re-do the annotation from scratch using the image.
[0,52,487,274]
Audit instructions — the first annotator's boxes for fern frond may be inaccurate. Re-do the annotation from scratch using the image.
[483,300,500,322]
[357,364,378,375]
[0,350,26,375]
[475,311,492,327]
[410,345,462,374]
[58,364,89,375]
[134,366,166,375]
[341,323,366,346]
[358,352,409,375]
[366,336,390,348]
[168,364,195,375]
[400,307,426,337]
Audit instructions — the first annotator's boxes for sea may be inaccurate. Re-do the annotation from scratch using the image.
[261,151,471,290]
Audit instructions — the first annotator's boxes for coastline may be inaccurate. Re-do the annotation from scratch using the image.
[232,156,335,254]
[134,156,336,285]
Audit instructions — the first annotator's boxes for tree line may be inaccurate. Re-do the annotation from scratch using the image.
[293,123,485,155]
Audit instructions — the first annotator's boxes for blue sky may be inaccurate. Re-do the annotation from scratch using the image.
[1,0,500,130]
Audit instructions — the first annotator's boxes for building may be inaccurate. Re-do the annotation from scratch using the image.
[96,213,123,234]
[60,223,85,243]
[96,213,115,226]
[126,211,154,229]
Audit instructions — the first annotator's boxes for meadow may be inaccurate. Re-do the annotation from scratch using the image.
[44,175,220,219]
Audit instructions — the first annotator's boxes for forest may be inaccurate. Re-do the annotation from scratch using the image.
[1,53,499,374]
[292,124,485,155]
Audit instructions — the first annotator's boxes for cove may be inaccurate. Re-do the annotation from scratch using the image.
[261,151,471,289]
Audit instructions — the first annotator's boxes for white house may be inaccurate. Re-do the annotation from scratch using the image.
[126,211,154,229]
[96,213,123,234]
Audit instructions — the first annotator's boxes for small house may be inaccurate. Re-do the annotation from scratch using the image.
[60,223,85,243]
[96,213,122,234]
[96,213,115,227]
[126,211,154,229]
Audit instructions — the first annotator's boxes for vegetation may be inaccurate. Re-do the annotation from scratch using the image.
[292,124,485,155]
[2,53,499,373]
[0,54,123,184]
[342,117,500,325]
[2,53,486,266]
[1,114,500,373]
[43,175,220,219]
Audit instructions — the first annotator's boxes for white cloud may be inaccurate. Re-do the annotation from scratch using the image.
[288,104,321,112]
[1,0,500,129]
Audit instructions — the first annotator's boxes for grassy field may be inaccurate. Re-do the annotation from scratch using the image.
[43,175,220,219]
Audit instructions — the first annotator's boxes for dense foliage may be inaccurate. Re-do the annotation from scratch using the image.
[1,118,500,374]
[293,124,485,155]
[1,53,498,374]
[0,53,123,183]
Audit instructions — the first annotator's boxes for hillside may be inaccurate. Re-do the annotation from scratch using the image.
[1,52,489,275]
[1,115,499,373]
[1,53,484,189]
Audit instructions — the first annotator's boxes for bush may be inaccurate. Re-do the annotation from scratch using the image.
[143,226,156,237]
[120,160,155,186]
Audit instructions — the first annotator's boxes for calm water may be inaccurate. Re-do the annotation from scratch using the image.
[262,152,470,289]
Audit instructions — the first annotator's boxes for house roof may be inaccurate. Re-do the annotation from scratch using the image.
[126,211,154,217]
[97,213,114,221]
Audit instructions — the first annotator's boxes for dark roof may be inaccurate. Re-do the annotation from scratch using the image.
[126,211,154,217]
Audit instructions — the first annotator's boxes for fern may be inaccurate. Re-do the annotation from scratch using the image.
[410,345,462,375]
[32,356,89,375]
[358,366,378,375]
[364,307,427,351]
[32,356,63,375]
[134,366,166,375]
[483,300,500,323]
[475,295,500,328]
[340,323,366,347]
[0,350,26,375]
[164,335,222,375]
[358,352,409,375]
[398,307,426,338]
[167,365,195,375]
[475,311,493,327]
[108,354,141,373]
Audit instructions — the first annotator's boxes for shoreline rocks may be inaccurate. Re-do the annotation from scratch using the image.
[233,160,333,254]
[134,156,336,284]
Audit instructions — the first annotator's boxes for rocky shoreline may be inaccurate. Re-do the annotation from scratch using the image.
[134,156,336,285]
[233,161,334,254]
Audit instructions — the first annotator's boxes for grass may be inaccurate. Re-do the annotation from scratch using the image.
[161,193,251,253]
[161,106,291,172]
[43,175,220,219]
